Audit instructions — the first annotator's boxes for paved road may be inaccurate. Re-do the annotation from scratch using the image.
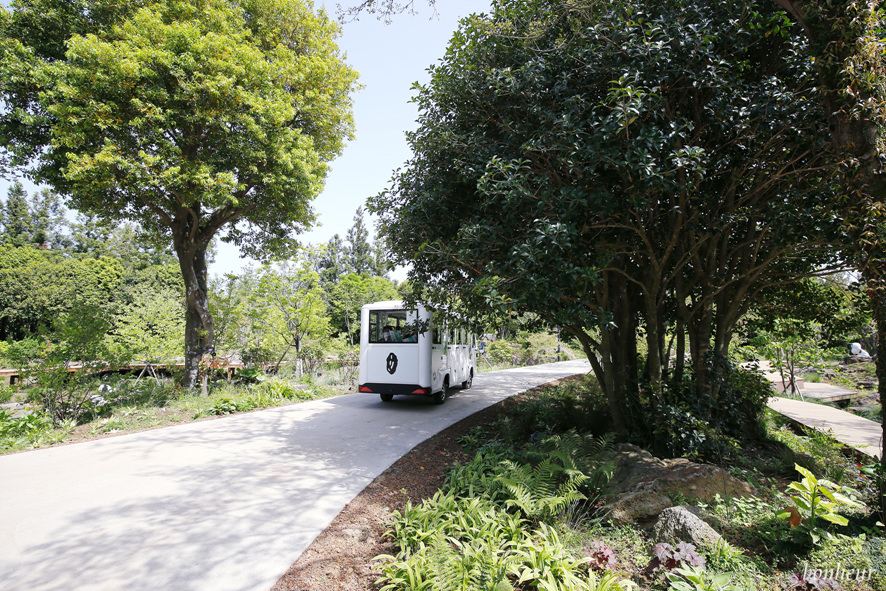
[0,359,590,591]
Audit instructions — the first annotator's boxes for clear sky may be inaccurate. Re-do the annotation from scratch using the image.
[0,0,489,279]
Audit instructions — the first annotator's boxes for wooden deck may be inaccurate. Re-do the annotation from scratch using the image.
[0,360,250,386]
[768,396,882,458]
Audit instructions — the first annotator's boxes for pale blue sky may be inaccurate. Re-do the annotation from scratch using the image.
[0,0,489,280]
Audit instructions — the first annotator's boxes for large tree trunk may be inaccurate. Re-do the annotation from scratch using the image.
[563,267,645,434]
[177,242,214,391]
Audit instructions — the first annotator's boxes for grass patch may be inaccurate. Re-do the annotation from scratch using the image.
[0,372,346,454]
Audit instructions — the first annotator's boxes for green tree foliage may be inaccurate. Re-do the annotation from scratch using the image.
[69,212,115,255]
[0,0,152,177]
[773,0,886,512]
[315,207,391,283]
[373,0,840,433]
[208,270,255,360]
[0,192,183,353]
[1,182,68,248]
[315,233,347,287]
[748,277,872,349]
[248,261,331,374]
[0,244,123,340]
[29,188,68,249]
[11,302,130,425]
[308,208,396,341]
[114,287,185,365]
[0,0,359,388]
[329,272,399,345]
[209,259,334,374]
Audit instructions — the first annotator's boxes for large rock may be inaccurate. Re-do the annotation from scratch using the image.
[602,444,755,525]
[604,490,673,525]
[651,505,723,549]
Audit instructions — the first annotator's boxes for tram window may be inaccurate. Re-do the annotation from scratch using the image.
[369,309,416,344]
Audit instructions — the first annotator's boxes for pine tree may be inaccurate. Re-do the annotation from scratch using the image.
[316,234,346,286]
[2,182,34,246]
[345,207,374,276]
[30,188,68,248]
[372,235,391,279]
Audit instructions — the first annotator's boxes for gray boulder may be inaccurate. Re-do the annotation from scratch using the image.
[602,444,755,525]
[652,505,723,549]
[604,490,673,526]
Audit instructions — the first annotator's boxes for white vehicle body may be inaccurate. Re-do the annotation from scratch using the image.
[358,300,476,404]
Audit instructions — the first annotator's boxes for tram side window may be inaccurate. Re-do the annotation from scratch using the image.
[369,309,416,343]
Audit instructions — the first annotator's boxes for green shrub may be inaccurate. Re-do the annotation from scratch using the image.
[235,366,265,384]
[8,306,131,425]
[643,400,734,462]
[0,408,73,451]
[715,364,772,441]
[646,362,771,460]
[0,384,13,404]
[446,444,513,502]
[3,338,44,365]
[768,425,862,485]
[777,464,862,546]
[446,430,613,524]
[483,334,571,368]
[487,340,520,364]
[495,376,612,443]
[196,378,314,417]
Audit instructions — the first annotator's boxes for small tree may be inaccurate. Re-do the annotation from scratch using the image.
[250,262,331,377]
[372,0,839,432]
[12,303,130,425]
[1,182,33,246]
[114,287,185,369]
[345,207,376,276]
[314,235,347,287]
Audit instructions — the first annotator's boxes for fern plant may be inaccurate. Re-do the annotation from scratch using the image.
[496,457,589,523]
[377,496,524,591]
[524,430,615,497]
[446,448,511,502]
[494,430,614,523]
[376,489,638,591]
[377,430,632,591]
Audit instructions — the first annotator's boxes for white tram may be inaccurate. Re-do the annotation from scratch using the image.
[358,300,476,404]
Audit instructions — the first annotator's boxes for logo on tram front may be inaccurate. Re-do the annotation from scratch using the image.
[386,352,398,375]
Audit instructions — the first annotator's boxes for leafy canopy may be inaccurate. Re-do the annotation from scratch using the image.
[374,0,834,323]
[27,0,358,256]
